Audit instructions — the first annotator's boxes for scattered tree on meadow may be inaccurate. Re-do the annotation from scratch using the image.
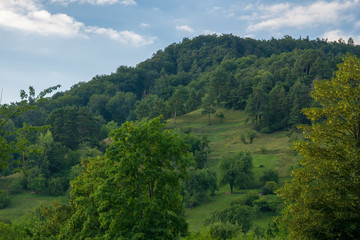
[279,55,360,239]
[219,151,254,193]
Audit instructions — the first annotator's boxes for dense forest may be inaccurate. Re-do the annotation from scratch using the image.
[1,34,360,239]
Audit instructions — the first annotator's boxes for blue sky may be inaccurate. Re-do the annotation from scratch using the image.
[1,0,360,103]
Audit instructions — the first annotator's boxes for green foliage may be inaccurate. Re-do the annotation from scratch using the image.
[209,222,239,240]
[183,168,218,207]
[0,222,23,239]
[27,172,46,193]
[201,93,216,125]
[66,117,190,239]
[8,177,24,194]
[0,191,10,209]
[260,169,279,184]
[247,131,257,144]
[14,201,73,239]
[279,54,360,239]
[206,203,255,233]
[46,106,102,149]
[219,152,254,193]
[215,112,225,122]
[261,181,278,195]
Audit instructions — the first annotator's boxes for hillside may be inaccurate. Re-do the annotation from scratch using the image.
[165,108,296,231]
[1,34,360,239]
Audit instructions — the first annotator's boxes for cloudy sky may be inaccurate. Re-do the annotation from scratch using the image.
[1,0,360,103]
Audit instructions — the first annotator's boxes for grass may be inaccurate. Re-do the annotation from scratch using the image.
[0,174,69,223]
[0,191,69,223]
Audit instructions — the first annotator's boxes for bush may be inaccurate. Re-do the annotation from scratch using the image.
[47,177,66,196]
[27,174,46,193]
[242,192,260,207]
[260,169,279,184]
[8,177,24,194]
[0,222,22,239]
[209,222,239,240]
[253,198,271,212]
[247,131,257,144]
[261,181,278,195]
[0,191,10,209]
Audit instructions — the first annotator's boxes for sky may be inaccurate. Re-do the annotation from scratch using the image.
[1,0,360,103]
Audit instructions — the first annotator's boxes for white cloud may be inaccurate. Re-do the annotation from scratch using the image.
[176,25,195,33]
[323,29,360,45]
[85,27,155,46]
[120,0,136,6]
[50,0,136,5]
[0,0,152,46]
[247,0,359,32]
[140,23,150,28]
[0,1,83,36]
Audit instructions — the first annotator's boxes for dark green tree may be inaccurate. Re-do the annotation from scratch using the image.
[219,152,254,193]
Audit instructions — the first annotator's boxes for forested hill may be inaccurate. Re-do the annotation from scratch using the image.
[14,34,360,134]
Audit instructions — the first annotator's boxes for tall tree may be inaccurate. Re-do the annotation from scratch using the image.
[201,93,216,125]
[279,55,360,239]
[167,86,187,124]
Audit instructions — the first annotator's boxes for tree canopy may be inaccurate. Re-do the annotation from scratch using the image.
[279,54,360,239]
[63,117,190,239]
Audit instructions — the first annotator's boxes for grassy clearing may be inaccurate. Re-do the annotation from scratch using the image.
[0,174,68,223]
[0,192,68,223]
[185,192,245,232]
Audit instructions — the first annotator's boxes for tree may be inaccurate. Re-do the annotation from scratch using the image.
[279,55,360,239]
[167,86,187,124]
[64,117,190,239]
[106,91,137,123]
[201,93,216,125]
[0,85,60,169]
[183,168,218,207]
[219,151,253,193]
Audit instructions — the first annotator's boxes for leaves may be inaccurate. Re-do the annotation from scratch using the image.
[279,54,360,240]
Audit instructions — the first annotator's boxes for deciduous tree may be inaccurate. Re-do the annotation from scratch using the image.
[65,117,190,239]
[279,54,360,239]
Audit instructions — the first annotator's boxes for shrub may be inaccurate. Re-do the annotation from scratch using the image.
[261,181,278,195]
[27,174,46,193]
[9,177,24,194]
[0,191,10,209]
[209,222,239,240]
[47,177,66,196]
[260,169,279,184]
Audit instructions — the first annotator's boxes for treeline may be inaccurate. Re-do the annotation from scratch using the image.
[12,34,360,129]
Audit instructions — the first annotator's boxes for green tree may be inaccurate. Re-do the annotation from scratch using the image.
[0,85,60,169]
[65,117,190,239]
[219,152,253,193]
[183,168,218,207]
[106,91,137,123]
[167,86,188,124]
[279,55,360,239]
[201,93,216,125]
